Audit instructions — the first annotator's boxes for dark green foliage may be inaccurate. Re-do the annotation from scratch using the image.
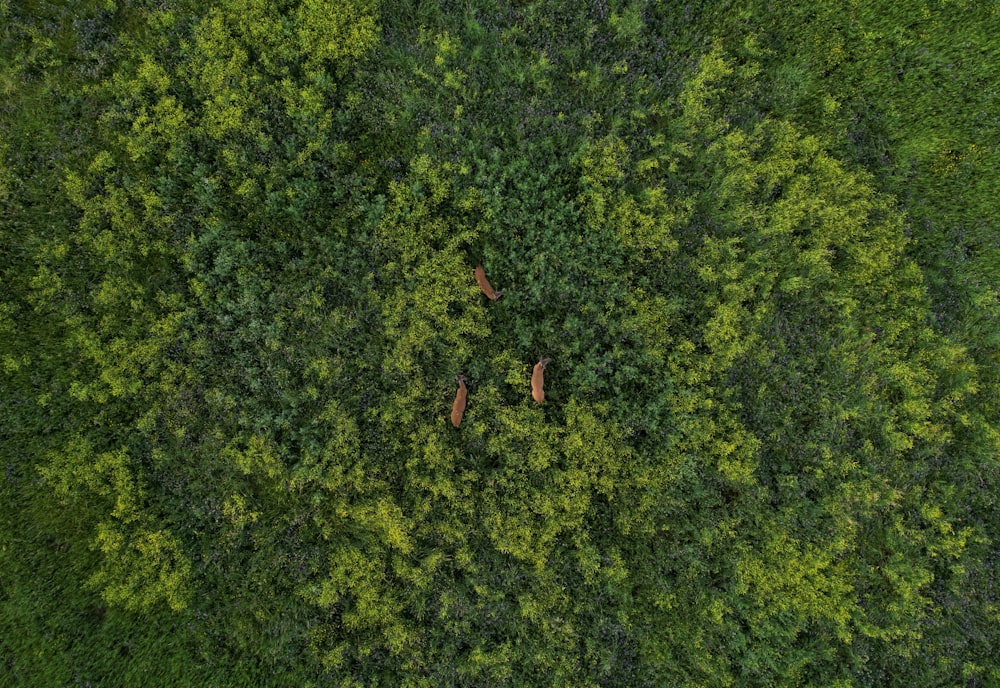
[2,1,998,686]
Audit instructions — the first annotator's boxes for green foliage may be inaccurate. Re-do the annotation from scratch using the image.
[2,1,998,686]
[296,0,380,70]
[90,523,192,612]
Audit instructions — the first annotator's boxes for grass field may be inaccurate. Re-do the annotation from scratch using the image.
[2,1,998,685]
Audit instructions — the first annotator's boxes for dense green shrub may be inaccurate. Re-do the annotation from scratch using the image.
[2,1,997,686]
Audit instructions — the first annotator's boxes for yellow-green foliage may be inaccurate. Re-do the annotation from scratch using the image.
[90,524,192,612]
[296,0,380,69]
[3,1,997,686]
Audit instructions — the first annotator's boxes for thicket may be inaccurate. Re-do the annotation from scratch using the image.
[2,1,997,686]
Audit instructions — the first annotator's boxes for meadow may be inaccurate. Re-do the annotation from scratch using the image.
[2,1,998,685]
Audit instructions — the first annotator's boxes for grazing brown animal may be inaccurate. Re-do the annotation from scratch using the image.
[474,265,504,300]
[451,375,468,427]
[531,358,551,403]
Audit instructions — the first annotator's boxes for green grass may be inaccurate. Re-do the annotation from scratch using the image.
[2,1,998,685]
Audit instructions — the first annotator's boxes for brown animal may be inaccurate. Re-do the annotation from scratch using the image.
[531,358,551,403]
[474,265,504,300]
[451,375,468,427]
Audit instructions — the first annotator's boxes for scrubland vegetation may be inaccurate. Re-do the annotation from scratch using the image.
[2,0,998,685]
